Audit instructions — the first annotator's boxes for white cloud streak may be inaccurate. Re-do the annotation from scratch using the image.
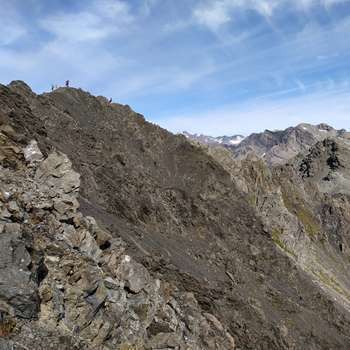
[0,22,26,45]
[0,3,27,46]
[193,0,350,30]
[40,0,133,42]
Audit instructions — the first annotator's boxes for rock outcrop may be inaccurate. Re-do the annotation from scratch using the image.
[0,128,234,349]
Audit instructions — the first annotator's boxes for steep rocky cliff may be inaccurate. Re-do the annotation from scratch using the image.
[203,132,350,317]
[1,81,350,349]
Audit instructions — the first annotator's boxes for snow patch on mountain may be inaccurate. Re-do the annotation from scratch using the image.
[183,131,245,147]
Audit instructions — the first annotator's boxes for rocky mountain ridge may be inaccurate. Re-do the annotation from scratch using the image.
[0,126,234,349]
[1,80,350,349]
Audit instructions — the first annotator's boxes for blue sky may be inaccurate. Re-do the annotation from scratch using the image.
[1,0,350,136]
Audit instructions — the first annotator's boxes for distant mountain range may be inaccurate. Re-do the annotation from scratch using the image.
[183,131,245,146]
[184,123,350,165]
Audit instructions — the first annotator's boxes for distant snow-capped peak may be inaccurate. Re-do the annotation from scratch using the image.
[183,132,245,146]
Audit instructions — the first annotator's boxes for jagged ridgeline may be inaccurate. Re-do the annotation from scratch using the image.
[0,81,350,349]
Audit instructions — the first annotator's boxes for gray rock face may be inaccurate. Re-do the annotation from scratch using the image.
[0,130,234,349]
[2,81,350,349]
[207,135,350,311]
[0,224,39,319]
[36,151,80,194]
[116,255,151,293]
[23,140,43,163]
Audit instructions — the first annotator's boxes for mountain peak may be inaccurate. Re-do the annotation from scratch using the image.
[7,80,36,100]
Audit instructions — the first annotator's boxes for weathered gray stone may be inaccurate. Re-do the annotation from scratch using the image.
[0,208,11,220]
[146,332,182,349]
[116,255,151,294]
[0,231,38,319]
[35,152,80,194]
[7,201,20,213]
[23,140,43,163]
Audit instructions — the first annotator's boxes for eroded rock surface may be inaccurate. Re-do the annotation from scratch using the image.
[0,131,234,349]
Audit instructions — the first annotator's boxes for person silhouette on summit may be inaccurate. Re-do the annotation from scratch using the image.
[65,80,70,87]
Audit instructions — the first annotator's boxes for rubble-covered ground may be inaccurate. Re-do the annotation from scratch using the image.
[0,128,235,349]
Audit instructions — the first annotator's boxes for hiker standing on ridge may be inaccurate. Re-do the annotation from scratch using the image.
[65,80,70,87]
[109,98,112,103]
[51,85,54,91]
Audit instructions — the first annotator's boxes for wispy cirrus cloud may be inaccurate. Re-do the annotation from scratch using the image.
[0,2,27,46]
[0,0,135,90]
[0,22,26,45]
[0,0,349,135]
[40,0,134,42]
[140,0,160,16]
[192,0,350,31]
